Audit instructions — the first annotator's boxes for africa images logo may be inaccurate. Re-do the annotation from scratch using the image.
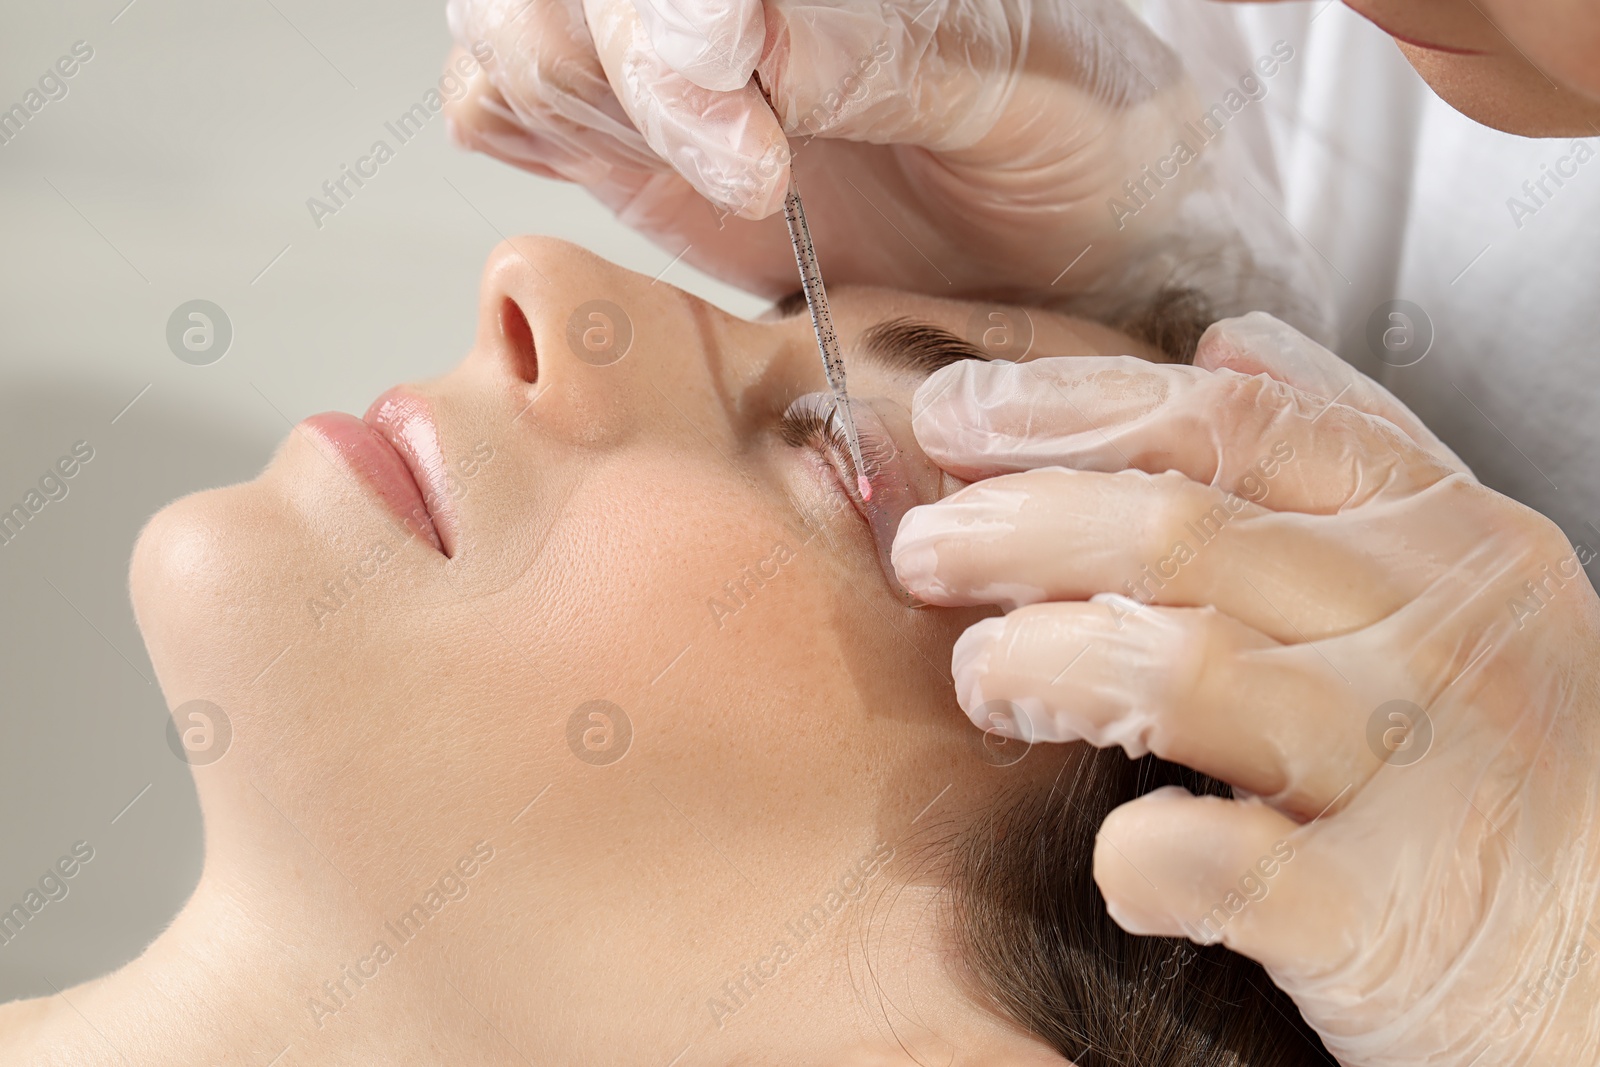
[304,42,494,230]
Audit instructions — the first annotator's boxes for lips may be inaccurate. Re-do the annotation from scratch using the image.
[301,387,459,557]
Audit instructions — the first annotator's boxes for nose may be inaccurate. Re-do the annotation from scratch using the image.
[467,235,778,450]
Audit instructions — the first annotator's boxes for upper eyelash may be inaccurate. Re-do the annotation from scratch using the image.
[779,395,894,489]
[859,317,987,373]
[778,403,831,450]
[778,399,855,468]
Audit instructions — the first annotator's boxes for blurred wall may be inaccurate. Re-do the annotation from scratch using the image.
[0,0,763,1002]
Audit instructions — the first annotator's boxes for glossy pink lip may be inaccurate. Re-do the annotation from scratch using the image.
[301,387,458,557]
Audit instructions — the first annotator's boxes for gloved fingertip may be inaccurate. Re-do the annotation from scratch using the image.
[650,94,786,219]
[910,361,976,425]
[890,510,949,602]
[1092,786,1202,938]
[630,0,763,91]
[908,359,1015,462]
[1094,853,1183,938]
[722,172,786,220]
[892,486,1038,605]
[1101,891,1201,941]
[951,617,1004,715]
[712,140,789,220]
[1195,311,1325,379]
[665,36,761,93]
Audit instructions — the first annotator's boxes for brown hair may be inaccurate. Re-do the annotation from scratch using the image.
[948,747,1333,1066]
[935,292,1335,1063]
[1116,287,1214,366]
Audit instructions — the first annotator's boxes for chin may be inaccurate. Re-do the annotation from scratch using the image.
[1400,46,1600,136]
[129,479,304,703]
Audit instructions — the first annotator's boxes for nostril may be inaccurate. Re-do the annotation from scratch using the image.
[500,296,537,384]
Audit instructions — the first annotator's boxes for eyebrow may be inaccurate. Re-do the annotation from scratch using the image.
[857,317,989,376]
[771,291,990,377]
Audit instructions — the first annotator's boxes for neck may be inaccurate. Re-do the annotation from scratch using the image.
[1,778,1060,1066]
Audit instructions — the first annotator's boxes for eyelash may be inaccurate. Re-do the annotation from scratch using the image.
[776,317,980,491]
[778,395,894,494]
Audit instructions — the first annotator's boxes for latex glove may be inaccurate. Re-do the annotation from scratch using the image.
[892,312,1600,1067]
[443,0,1323,327]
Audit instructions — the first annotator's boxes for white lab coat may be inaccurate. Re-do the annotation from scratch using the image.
[1143,0,1600,564]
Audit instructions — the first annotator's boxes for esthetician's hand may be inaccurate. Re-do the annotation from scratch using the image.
[891,312,1600,1067]
[441,0,1311,320]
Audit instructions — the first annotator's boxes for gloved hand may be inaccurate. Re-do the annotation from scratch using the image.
[443,0,1320,325]
[892,312,1600,1066]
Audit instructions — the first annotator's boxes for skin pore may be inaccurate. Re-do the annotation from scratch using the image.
[1226,0,1600,134]
[0,237,1163,1067]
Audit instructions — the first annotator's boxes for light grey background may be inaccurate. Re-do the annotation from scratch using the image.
[0,0,762,1002]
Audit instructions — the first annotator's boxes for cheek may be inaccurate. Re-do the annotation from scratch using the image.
[511,454,804,698]
[507,450,939,749]
[493,457,863,826]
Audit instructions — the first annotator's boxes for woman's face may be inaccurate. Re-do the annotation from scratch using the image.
[128,237,1153,1060]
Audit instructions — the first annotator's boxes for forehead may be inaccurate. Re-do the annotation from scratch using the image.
[775,284,1164,365]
